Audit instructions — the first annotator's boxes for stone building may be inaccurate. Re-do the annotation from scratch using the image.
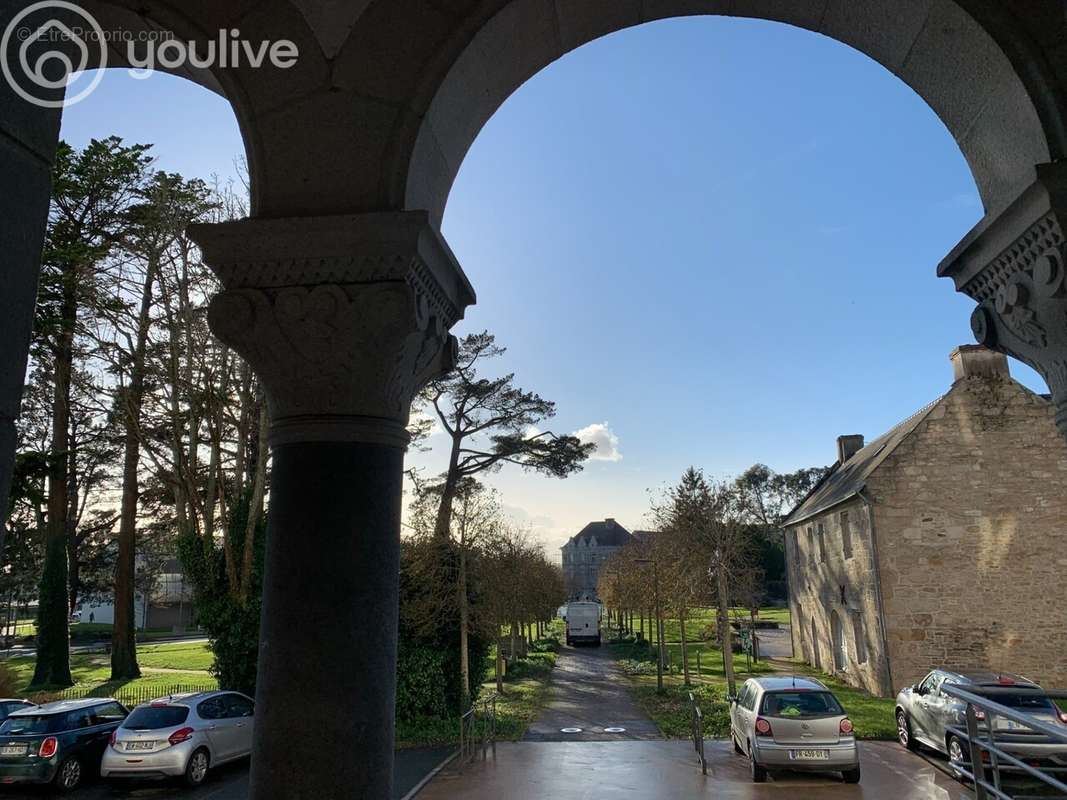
[783,346,1067,697]
[561,519,633,601]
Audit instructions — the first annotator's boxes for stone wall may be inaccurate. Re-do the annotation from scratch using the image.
[869,376,1067,693]
[786,495,893,697]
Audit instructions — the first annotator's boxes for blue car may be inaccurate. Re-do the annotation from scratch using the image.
[0,698,128,791]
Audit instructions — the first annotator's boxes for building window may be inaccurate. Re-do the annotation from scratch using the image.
[852,612,867,664]
[806,527,815,566]
[840,511,853,559]
[817,523,827,563]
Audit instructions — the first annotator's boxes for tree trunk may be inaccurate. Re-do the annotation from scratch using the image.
[111,254,159,680]
[458,543,470,708]
[238,393,269,602]
[717,569,736,696]
[432,435,462,539]
[680,607,690,687]
[32,292,75,688]
[495,644,504,694]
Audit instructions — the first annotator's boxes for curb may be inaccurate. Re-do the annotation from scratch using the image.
[398,749,458,800]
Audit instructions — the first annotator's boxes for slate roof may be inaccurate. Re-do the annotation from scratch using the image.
[563,519,633,548]
[631,530,657,543]
[781,395,947,527]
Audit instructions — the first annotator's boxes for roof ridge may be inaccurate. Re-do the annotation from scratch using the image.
[782,391,948,527]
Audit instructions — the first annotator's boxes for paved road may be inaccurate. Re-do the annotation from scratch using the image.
[0,638,210,660]
[0,747,453,800]
[522,644,661,742]
[420,740,976,799]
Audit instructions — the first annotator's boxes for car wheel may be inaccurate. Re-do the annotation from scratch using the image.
[54,757,82,792]
[749,744,767,783]
[947,734,969,778]
[185,748,210,787]
[897,710,919,752]
[842,766,861,784]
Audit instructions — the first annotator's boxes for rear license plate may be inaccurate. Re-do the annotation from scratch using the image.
[0,745,26,756]
[125,741,154,752]
[789,749,829,760]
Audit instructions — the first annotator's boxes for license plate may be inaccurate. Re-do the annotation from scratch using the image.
[789,749,830,760]
[0,745,26,756]
[125,741,155,752]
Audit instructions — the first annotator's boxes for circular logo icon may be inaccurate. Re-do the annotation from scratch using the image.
[2,1,107,108]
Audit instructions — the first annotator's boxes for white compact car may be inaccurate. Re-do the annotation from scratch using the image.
[730,676,860,784]
[101,691,254,786]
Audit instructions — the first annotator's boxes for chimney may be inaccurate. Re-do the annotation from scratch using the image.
[836,434,865,464]
[951,345,1010,382]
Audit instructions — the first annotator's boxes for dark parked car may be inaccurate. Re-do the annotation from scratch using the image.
[0,701,34,724]
[0,698,128,791]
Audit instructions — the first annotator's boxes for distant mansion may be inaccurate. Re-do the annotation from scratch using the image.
[783,346,1067,697]
[560,519,636,601]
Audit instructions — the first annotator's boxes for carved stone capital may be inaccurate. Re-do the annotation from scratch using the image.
[940,163,1067,436]
[188,212,476,447]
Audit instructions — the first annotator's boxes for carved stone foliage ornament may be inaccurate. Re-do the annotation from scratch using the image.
[940,163,1067,436]
[188,212,475,447]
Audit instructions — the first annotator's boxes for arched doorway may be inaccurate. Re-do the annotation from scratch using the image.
[831,610,849,672]
[810,616,821,670]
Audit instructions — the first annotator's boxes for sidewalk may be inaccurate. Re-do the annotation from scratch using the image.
[417,740,971,799]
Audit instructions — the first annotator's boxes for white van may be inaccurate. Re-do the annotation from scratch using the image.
[565,601,601,647]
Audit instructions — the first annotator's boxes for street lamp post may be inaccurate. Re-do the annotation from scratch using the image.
[634,558,664,692]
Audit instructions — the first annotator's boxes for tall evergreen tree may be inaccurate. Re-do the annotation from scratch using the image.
[30,138,151,688]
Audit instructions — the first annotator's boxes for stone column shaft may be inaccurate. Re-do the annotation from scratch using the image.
[190,211,475,800]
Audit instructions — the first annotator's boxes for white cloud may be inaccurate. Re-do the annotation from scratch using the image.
[573,421,622,462]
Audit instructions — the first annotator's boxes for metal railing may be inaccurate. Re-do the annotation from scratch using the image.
[940,683,1067,800]
[688,692,707,775]
[458,694,497,767]
[27,683,218,708]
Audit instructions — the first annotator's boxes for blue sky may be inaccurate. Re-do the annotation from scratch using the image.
[58,16,1045,551]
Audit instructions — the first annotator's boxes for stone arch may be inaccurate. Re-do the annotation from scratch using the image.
[77,0,332,216]
[403,1,1060,227]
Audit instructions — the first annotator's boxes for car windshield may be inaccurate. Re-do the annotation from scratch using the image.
[761,691,844,718]
[0,714,60,736]
[976,691,1057,711]
[123,706,189,730]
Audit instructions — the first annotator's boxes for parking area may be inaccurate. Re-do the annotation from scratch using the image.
[420,740,977,799]
[0,746,453,800]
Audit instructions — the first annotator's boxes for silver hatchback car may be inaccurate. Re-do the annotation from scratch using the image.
[101,691,254,786]
[729,676,861,784]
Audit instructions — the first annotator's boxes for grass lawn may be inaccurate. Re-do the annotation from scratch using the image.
[612,639,897,742]
[137,642,214,671]
[2,641,217,702]
[628,607,790,645]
